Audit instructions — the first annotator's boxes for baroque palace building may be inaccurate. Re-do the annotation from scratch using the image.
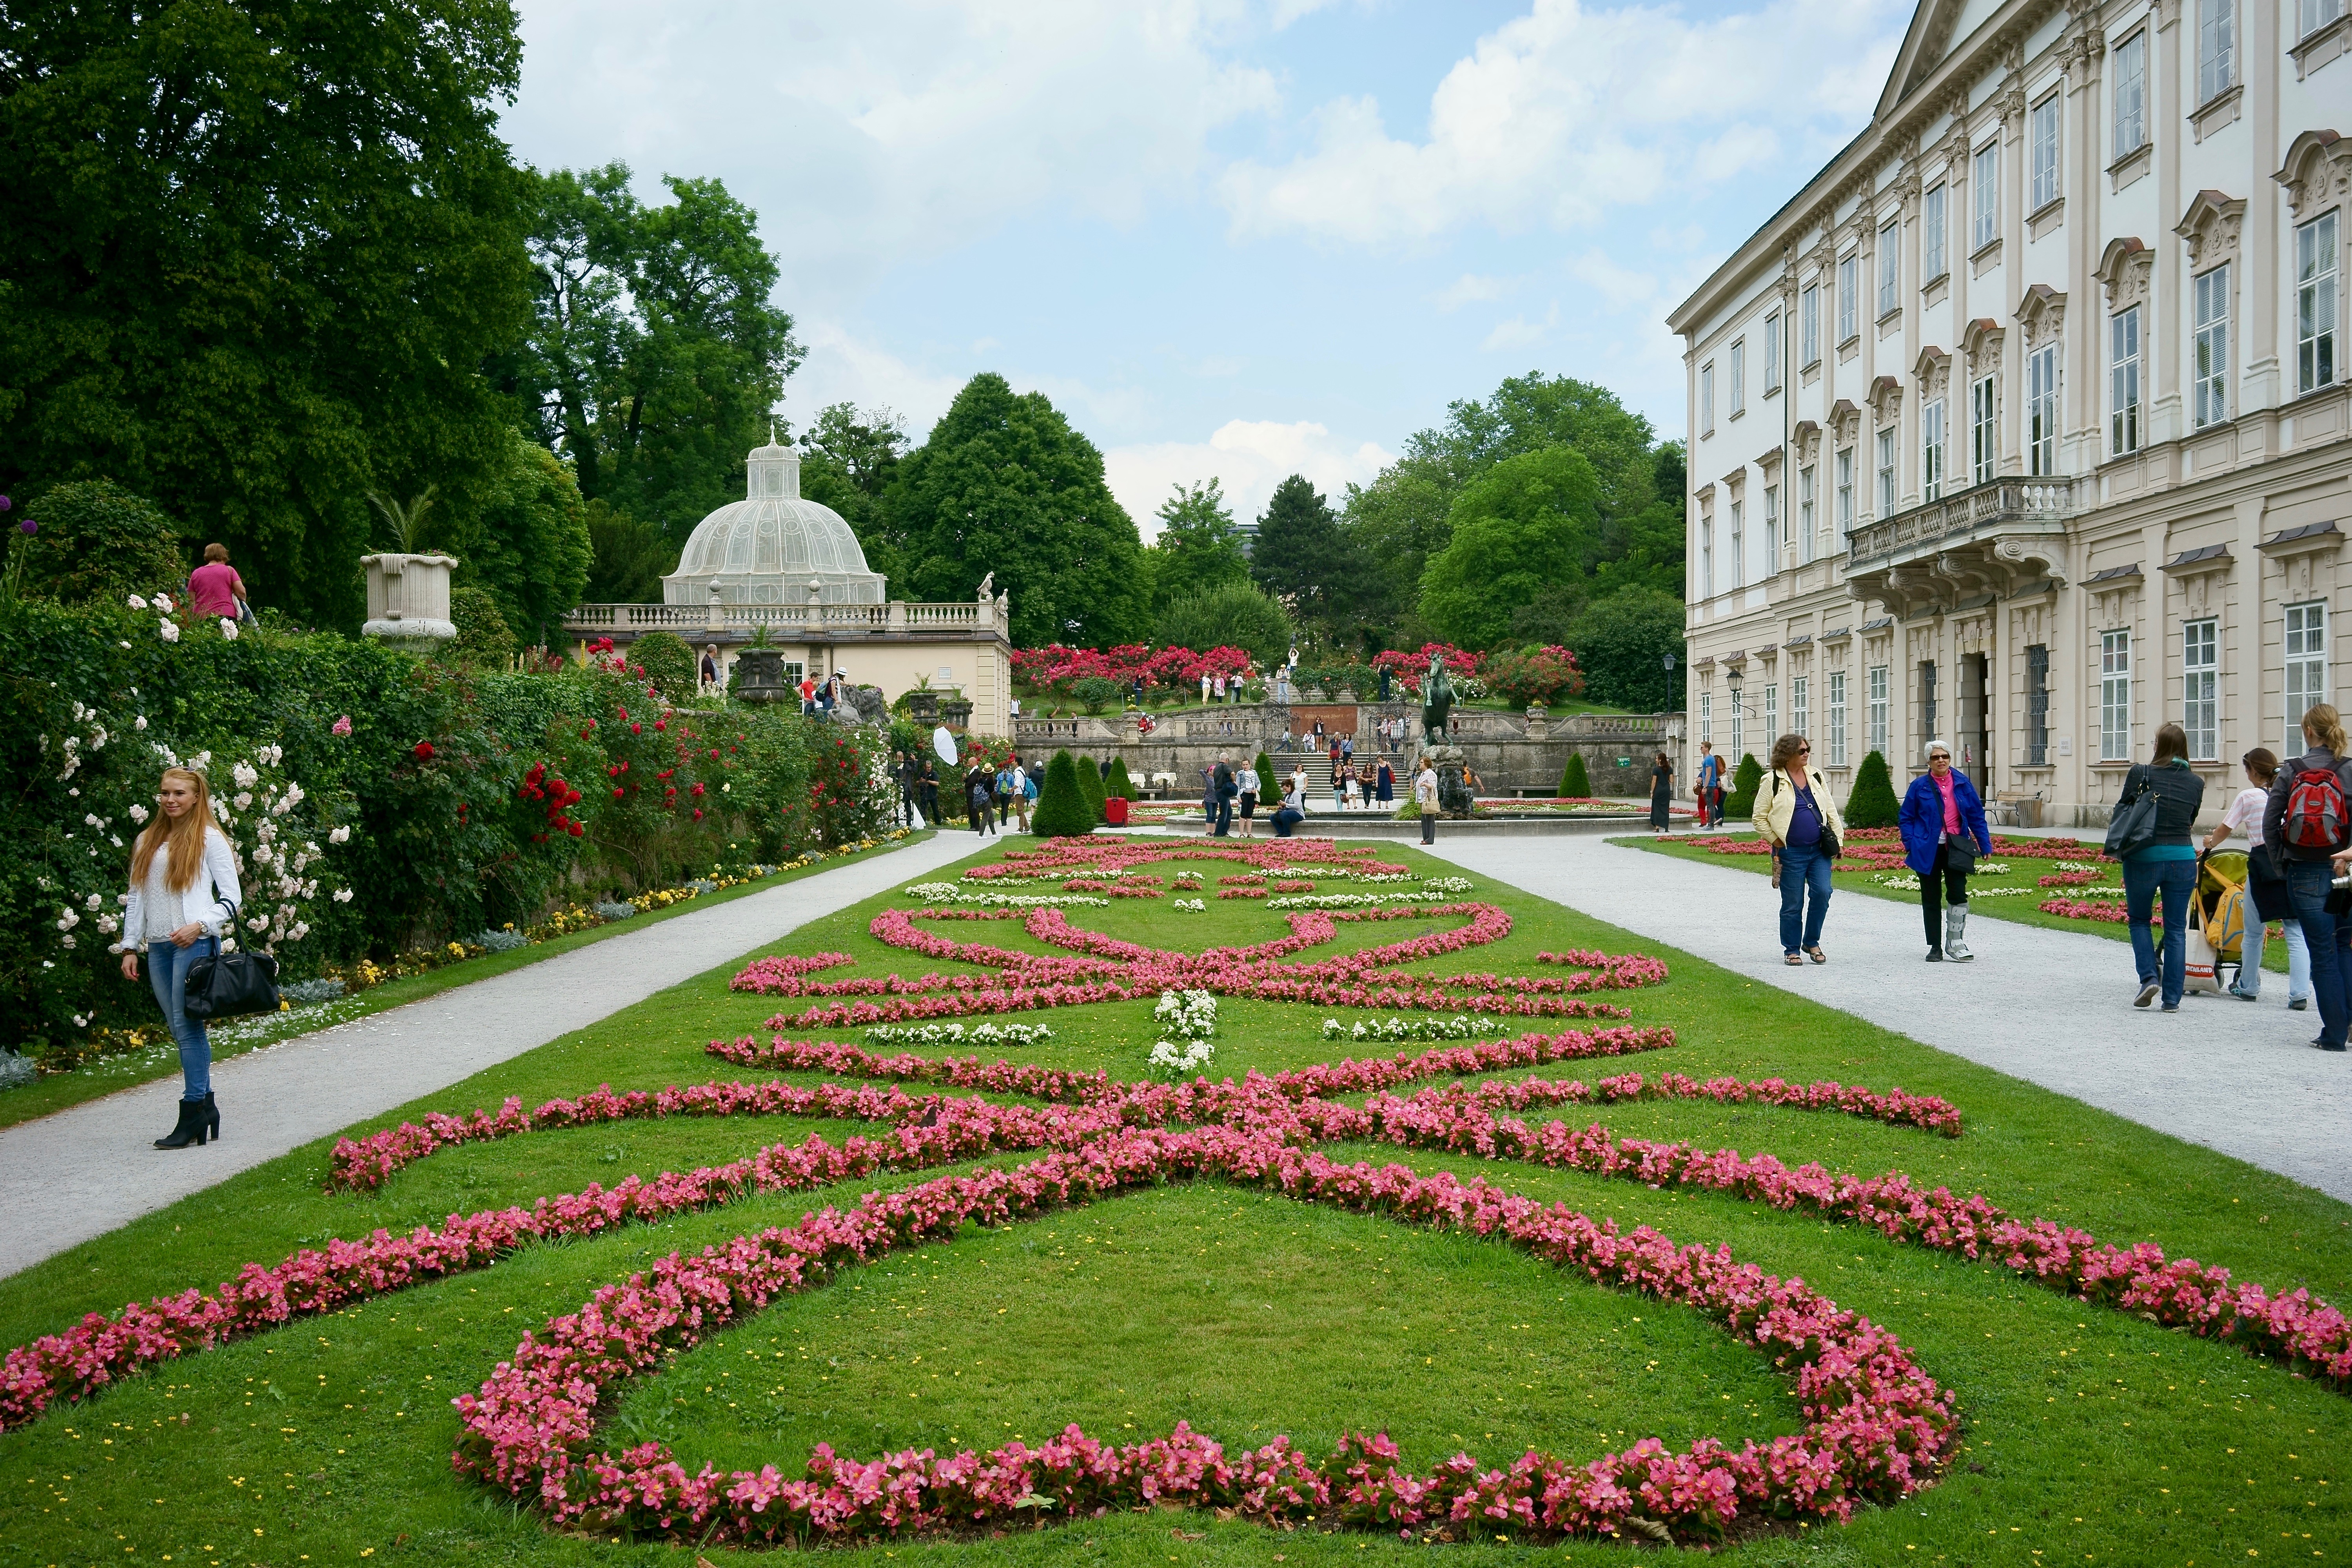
[1669,0,2351,824]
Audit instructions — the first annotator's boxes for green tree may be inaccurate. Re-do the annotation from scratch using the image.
[445,582,515,667]
[443,433,592,648]
[884,374,1147,646]
[1075,751,1109,823]
[797,403,909,586]
[1566,586,1684,711]
[1104,756,1138,801]
[1144,478,1250,612]
[1845,750,1902,828]
[583,500,673,603]
[1030,750,1094,837]
[1559,753,1593,798]
[1253,751,1275,797]
[1154,581,1294,666]
[1418,448,1602,650]
[1724,753,1766,820]
[512,163,804,542]
[0,0,535,628]
[17,482,188,606]
[1251,474,1364,642]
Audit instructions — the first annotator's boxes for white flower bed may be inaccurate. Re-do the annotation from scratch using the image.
[1320,1014,1482,1042]
[1419,876,1474,894]
[1147,988,1217,1079]
[900,882,1111,908]
[1267,891,1448,910]
[863,1021,1056,1047]
[2054,860,2112,875]
[1171,897,1206,912]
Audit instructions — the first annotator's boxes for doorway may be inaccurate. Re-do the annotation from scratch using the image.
[1958,652,1991,791]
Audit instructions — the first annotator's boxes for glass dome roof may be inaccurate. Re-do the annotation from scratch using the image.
[660,441,887,606]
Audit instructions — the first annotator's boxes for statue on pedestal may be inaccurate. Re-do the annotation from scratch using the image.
[1421,651,1455,744]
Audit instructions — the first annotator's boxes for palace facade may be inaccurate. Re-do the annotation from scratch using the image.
[1669,0,2351,824]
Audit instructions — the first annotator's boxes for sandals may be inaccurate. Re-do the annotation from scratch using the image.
[1784,953,1805,965]
[1806,947,1828,964]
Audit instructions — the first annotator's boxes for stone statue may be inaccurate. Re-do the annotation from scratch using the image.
[976,572,994,601]
[1421,652,1455,744]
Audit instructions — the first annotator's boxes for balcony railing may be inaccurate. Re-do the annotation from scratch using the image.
[561,600,1004,637]
[1843,477,2080,569]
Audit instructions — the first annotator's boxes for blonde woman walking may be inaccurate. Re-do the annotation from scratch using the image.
[119,766,241,1149]
[1753,733,1845,965]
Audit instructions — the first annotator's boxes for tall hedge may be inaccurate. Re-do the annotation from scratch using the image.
[1724,752,1764,820]
[1254,751,1275,795]
[1104,755,1138,800]
[1076,753,1109,822]
[1030,750,1094,837]
[1844,750,1902,828]
[1559,752,1592,798]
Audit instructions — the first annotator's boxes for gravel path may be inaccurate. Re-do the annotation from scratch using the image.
[1422,832,2352,1202]
[0,834,980,1282]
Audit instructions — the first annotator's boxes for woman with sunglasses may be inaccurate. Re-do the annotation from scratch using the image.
[1899,739,1994,961]
[1753,732,1845,965]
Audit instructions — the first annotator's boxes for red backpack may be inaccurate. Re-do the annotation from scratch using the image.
[2281,764,2350,851]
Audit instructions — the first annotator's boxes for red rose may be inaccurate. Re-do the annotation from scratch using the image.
[414,741,436,760]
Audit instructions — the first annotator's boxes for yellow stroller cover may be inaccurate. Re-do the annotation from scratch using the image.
[2185,849,2249,994]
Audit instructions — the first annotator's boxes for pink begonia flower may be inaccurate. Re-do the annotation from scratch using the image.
[332,715,353,737]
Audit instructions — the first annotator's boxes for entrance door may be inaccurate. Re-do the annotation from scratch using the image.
[1958,653,1991,791]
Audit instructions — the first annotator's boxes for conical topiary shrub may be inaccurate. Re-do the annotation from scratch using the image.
[1254,751,1276,795]
[1076,754,1109,822]
[1724,752,1765,821]
[1559,752,1592,799]
[1105,755,1138,800]
[1030,750,1095,837]
[1843,749,1902,829]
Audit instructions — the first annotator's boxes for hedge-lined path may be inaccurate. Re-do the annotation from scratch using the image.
[0,832,981,1282]
[1421,831,2352,1201]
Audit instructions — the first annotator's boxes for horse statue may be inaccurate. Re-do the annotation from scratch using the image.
[1421,652,1455,745]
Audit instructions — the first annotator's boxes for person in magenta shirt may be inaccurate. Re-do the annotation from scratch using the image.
[1898,739,1992,962]
[187,543,246,621]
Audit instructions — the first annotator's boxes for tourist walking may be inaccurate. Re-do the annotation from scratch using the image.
[2114,722,2207,1011]
[1376,759,1394,804]
[2204,748,2307,1007]
[1899,740,1993,961]
[965,766,996,836]
[120,766,240,1149]
[1753,733,1843,966]
[1020,762,1038,832]
[1212,752,1237,837]
[996,757,1018,827]
[187,543,250,625]
[1414,756,1440,844]
[1695,741,1723,827]
[2265,704,2352,1047]
[919,758,941,826]
[1236,757,1260,838]
[700,644,721,693]
[1200,763,1218,828]
[1648,751,1673,834]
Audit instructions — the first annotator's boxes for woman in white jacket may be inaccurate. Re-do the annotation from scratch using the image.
[119,766,241,1149]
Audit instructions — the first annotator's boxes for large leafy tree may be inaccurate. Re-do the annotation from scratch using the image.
[1250,474,1364,646]
[885,374,1147,647]
[1565,585,1685,711]
[510,162,803,543]
[797,402,909,587]
[1417,446,1602,651]
[440,432,592,649]
[0,0,536,628]
[1145,478,1250,613]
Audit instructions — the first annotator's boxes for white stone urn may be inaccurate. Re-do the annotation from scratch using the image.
[360,553,459,642]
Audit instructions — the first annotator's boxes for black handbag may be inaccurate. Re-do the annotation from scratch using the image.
[1943,831,1977,875]
[2102,766,2161,860]
[182,905,282,1020]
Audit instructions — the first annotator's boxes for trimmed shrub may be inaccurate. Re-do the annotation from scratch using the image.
[1844,750,1902,828]
[20,480,189,607]
[1104,755,1138,800]
[1254,751,1275,795]
[1559,752,1593,799]
[1030,750,1095,837]
[447,582,516,667]
[1076,753,1109,822]
[1724,752,1765,821]
[1071,675,1122,713]
[630,630,697,704]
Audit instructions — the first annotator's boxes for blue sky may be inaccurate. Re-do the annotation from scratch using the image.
[500,0,1912,533]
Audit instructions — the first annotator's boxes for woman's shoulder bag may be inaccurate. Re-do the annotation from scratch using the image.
[181,902,281,1020]
[2102,764,2161,860]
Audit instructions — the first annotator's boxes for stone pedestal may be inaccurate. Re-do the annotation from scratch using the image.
[360,554,458,644]
[1422,742,1475,817]
[732,648,791,703]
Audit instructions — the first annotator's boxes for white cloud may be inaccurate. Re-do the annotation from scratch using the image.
[1437,273,1512,312]
[1105,419,1395,537]
[1216,0,1906,243]
[1480,302,1559,352]
[782,321,971,436]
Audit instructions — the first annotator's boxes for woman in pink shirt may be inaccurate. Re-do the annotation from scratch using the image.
[187,543,246,621]
[1897,739,1992,962]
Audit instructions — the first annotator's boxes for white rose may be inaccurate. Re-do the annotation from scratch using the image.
[127,595,148,610]
[128,804,150,824]
[153,593,172,612]
[220,619,239,640]
[134,716,147,731]
[158,620,180,643]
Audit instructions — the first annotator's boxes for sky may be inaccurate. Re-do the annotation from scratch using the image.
[499,0,1912,536]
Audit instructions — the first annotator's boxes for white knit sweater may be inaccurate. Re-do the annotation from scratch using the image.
[121,824,241,948]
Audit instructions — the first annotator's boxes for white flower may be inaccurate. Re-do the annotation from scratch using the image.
[232,761,259,789]
[118,641,131,650]
[220,618,239,639]
[153,593,172,612]
[134,715,147,731]
[233,791,253,811]
[59,933,76,949]
[127,595,148,610]
[158,620,180,643]
[73,1014,88,1027]
[332,887,354,902]
[83,893,102,911]
[56,910,79,930]
[128,804,150,824]
[327,825,350,844]
[95,914,119,934]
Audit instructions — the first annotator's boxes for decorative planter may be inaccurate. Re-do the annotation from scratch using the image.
[732,648,791,703]
[940,695,974,730]
[905,690,940,723]
[359,554,459,643]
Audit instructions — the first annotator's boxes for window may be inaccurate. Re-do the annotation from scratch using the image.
[1919,661,1939,742]
[2193,265,2230,428]
[1867,664,1889,757]
[1878,220,1901,317]
[1828,670,1848,766]
[1971,375,1997,484]
[1837,253,1859,342]
[2100,630,2132,761]
[1972,143,2000,251]
[2026,644,2050,764]
[1764,484,1780,572]
[1700,362,1716,437]
[2028,343,2061,475]
[2111,305,2142,455]
[1700,515,1714,597]
[1793,675,1809,740]
[1729,499,1744,588]
[2114,32,2147,154]
[1836,449,1855,543]
[2305,0,2345,38]
[2184,619,2218,761]
[2199,0,2234,103]
[1924,184,1948,281]
[1764,683,1779,742]
[1700,690,1712,747]
[1731,684,1744,763]
[1730,340,1746,416]
[1801,284,1821,366]
[2288,601,2329,750]
[2299,211,2339,395]
[1764,312,1782,392]
[2030,95,2061,212]
[1799,464,1817,564]
[1875,427,1897,516]
[1922,398,1947,503]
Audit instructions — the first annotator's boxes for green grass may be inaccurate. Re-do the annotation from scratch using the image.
[0,833,935,1132]
[1,841,2347,1567]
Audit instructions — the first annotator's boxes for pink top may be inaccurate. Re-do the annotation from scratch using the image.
[1933,769,1960,834]
[188,562,244,619]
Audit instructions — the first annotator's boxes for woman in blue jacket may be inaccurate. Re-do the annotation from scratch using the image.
[1899,739,1993,962]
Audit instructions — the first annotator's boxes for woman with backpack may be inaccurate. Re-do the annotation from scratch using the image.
[2113,722,2207,1011]
[1751,732,1844,966]
[2265,704,2352,1049]
[120,766,241,1149]
[2204,748,2308,1008]
[1898,739,1993,962]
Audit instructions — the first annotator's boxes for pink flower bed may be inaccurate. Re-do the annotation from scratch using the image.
[2037,900,2144,923]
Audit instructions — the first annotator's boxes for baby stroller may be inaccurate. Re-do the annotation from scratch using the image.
[2183,848,2250,996]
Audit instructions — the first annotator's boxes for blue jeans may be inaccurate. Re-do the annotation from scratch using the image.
[2234,914,2310,1002]
[2122,856,2196,1007]
[2286,858,2352,1045]
[1777,842,1833,954]
[147,936,218,1100]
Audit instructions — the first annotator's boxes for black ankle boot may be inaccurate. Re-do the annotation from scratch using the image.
[201,1092,220,1142]
[154,1097,208,1149]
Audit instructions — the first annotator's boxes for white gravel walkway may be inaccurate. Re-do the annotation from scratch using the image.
[1420,832,2352,1203]
[0,834,980,1282]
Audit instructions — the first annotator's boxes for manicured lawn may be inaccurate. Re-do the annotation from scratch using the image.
[1,837,2346,1566]
[0,832,936,1133]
